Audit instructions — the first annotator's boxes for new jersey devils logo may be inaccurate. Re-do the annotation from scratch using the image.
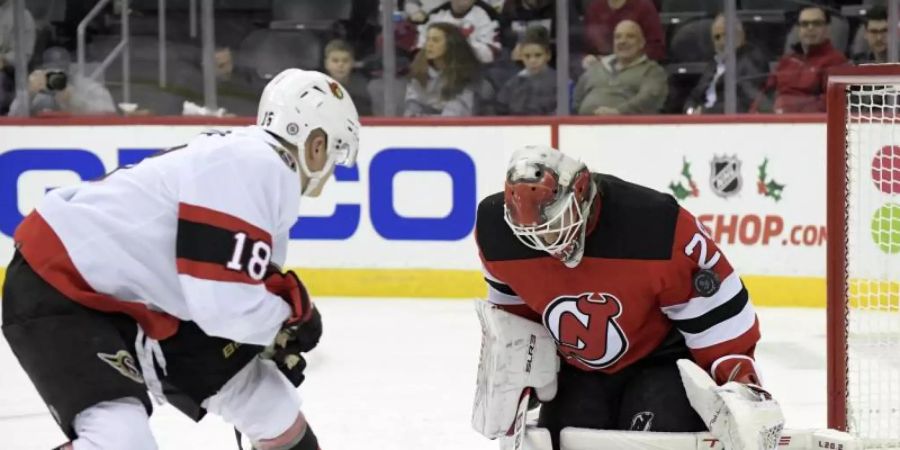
[543,292,628,369]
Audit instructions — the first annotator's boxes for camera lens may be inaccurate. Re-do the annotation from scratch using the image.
[45,71,68,91]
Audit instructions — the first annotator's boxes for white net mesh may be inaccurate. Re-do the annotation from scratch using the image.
[844,83,900,447]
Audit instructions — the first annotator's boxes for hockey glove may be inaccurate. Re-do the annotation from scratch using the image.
[264,269,313,325]
[264,268,322,387]
[269,308,321,387]
[271,345,308,387]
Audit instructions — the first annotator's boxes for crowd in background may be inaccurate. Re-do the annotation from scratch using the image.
[0,0,894,117]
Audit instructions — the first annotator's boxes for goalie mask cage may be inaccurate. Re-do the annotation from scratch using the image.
[827,64,900,448]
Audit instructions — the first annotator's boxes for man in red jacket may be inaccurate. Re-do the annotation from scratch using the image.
[583,0,665,64]
[754,5,848,113]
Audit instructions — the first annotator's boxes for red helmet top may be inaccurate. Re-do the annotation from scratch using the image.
[503,146,594,267]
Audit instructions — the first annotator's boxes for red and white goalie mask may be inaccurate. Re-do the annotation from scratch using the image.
[503,146,595,268]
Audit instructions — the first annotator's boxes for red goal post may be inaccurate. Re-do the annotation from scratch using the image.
[826,64,900,448]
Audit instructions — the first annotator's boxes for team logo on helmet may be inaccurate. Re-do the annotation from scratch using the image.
[286,122,299,135]
[543,292,628,369]
[328,81,344,99]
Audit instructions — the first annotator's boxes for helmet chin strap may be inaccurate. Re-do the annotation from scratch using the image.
[298,157,336,197]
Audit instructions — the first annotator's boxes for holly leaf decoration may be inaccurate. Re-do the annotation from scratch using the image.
[765,180,785,201]
[669,182,691,200]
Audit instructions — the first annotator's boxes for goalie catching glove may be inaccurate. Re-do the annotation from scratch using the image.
[264,267,323,387]
[677,359,784,450]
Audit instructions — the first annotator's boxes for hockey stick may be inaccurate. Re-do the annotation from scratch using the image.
[506,387,533,450]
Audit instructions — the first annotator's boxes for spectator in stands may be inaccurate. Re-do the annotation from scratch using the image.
[175,47,262,117]
[405,22,480,116]
[573,20,667,115]
[684,14,769,114]
[324,39,373,116]
[8,46,116,116]
[583,0,665,64]
[753,5,848,113]
[0,0,36,114]
[417,0,502,63]
[854,5,888,64]
[499,0,555,56]
[406,0,504,23]
[212,47,261,116]
[496,25,556,115]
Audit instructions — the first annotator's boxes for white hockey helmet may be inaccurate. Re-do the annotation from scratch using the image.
[257,69,361,196]
[503,146,596,268]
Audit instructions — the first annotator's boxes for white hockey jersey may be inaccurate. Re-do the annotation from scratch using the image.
[14,126,300,345]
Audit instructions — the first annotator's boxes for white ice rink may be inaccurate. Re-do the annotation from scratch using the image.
[0,299,829,450]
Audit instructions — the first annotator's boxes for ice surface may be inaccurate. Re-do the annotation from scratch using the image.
[0,300,828,449]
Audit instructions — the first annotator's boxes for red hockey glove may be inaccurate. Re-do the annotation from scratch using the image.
[264,269,312,325]
[264,268,322,386]
[713,355,762,386]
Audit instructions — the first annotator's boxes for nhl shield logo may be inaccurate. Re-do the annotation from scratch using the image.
[709,155,742,198]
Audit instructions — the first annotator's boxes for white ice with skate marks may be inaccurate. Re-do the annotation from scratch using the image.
[0,300,828,450]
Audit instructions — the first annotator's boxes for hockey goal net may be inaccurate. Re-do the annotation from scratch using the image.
[827,65,900,448]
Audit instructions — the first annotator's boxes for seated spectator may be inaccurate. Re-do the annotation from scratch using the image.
[499,0,555,57]
[405,22,480,116]
[752,5,848,113]
[583,0,665,64]
[406,0,504,23]
[496,25,556,115]
[574,20,667,115]
[853,5,888,64]
[8,46,116,116]
[160,46,260,117]
[417,0,502,63]
[213,47,262,116]
[324,39,373,116]
[0,0,36,114]
[684,14,769,114]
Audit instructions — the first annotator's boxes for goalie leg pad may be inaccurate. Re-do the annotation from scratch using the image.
[472,301,560,439]
[500,426,553,450]
[560,428,704,450]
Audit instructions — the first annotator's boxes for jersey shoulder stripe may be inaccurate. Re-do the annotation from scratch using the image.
[178,202,271,244]
[176,202,271,285]
[584,174,680,260]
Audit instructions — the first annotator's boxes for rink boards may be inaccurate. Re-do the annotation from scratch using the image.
[0,117,832,306]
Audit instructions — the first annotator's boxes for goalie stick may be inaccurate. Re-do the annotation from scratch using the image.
[503,387,533,450]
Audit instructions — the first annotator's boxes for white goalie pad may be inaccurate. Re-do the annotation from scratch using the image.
[557,427,859,450]
[472,301,560,439]
[677,359,785,450]
[501,425,553,450]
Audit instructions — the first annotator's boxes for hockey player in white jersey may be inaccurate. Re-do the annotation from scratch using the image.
[1,69,360,450]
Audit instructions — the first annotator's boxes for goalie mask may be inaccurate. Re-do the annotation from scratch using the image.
[504,146,595,268]
[257,69,361,197]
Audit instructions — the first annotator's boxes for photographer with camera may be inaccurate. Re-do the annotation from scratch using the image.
[8,46,116,116]
[0,0,36,114]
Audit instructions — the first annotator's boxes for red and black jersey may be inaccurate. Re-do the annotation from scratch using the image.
[477,173,761,384]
